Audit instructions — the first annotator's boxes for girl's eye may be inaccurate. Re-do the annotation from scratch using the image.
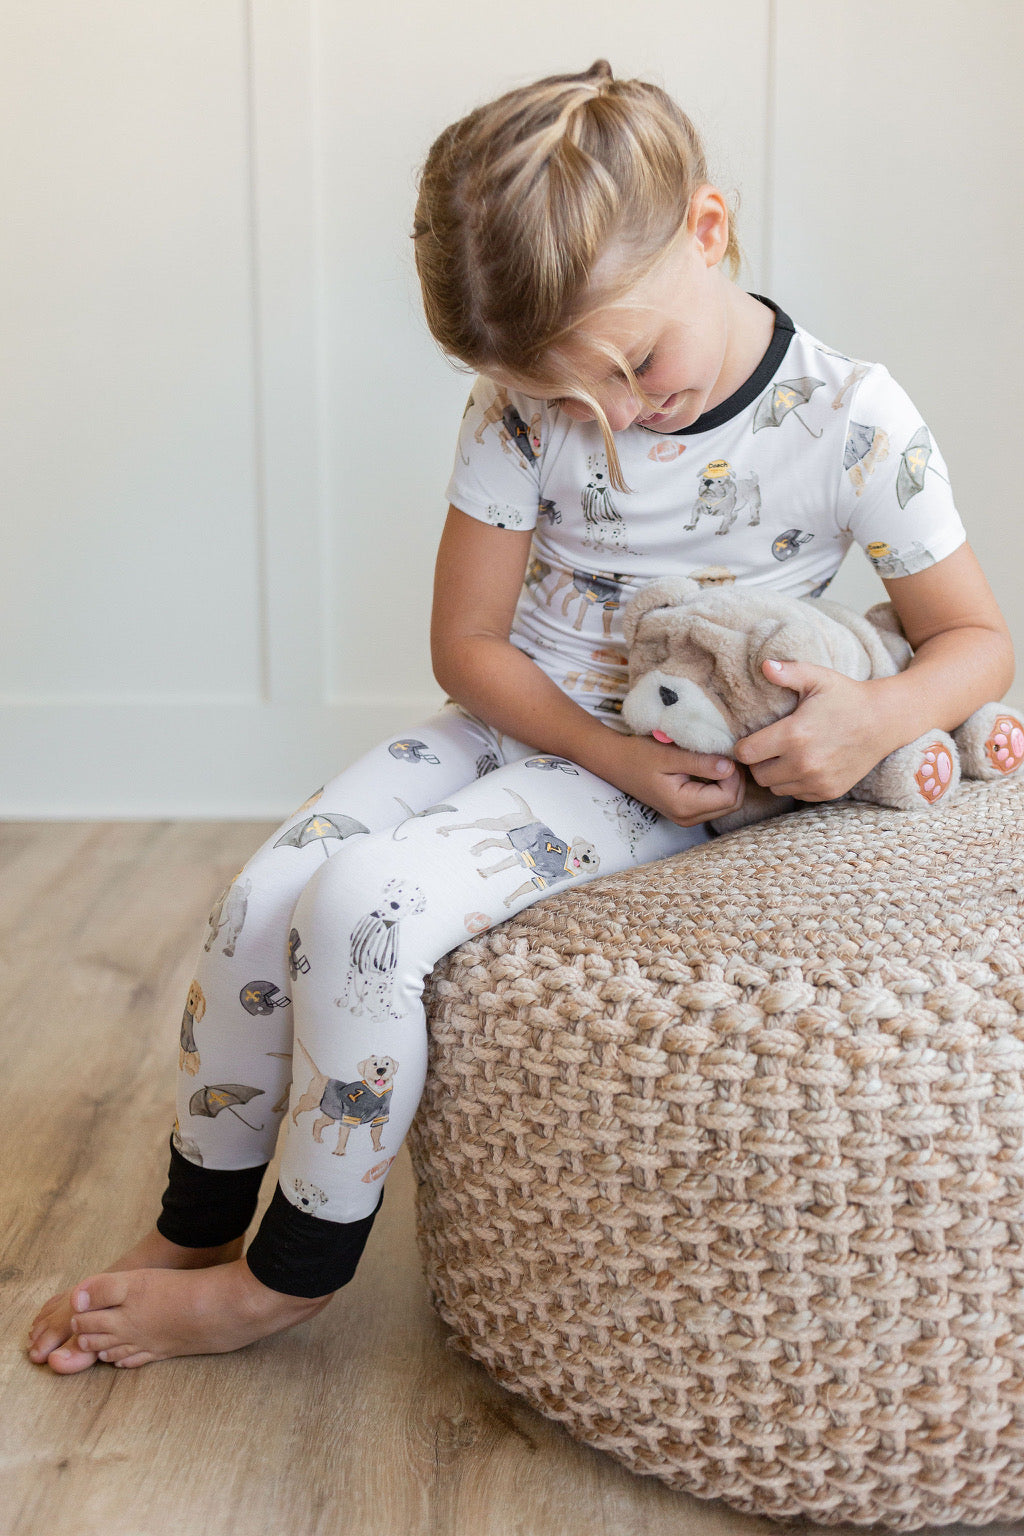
[632,352,655,378]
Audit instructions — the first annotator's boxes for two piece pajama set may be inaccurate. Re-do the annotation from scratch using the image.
[159,298,966,1294]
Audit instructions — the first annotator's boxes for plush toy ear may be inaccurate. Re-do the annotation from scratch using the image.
[746,605,872,685]
[621,577,701,648]
[748,610,839,684]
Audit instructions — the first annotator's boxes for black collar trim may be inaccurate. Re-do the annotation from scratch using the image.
[655,295,795,437]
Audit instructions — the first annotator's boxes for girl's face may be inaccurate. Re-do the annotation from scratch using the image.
[497,195,735,436]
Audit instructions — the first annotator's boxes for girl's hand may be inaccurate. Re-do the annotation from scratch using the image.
[603,732,745,827]
[733,659,886,802]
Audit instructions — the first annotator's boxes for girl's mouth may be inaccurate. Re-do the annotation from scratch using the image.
[638,392,681,426]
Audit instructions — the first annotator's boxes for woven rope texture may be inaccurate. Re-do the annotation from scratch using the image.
[409,778,1024,1528]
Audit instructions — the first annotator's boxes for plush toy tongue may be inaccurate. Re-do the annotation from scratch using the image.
[652,729,673,744]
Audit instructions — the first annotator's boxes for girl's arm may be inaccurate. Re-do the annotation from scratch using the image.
[431,506,744,826]
[734,542,1015,801]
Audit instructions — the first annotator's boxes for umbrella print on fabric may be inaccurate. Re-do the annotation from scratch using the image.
[189,1083,266,1132]
[844,421,877,470]
[896,426,950,509]
[753,377,826,438]
[274,813,369,859]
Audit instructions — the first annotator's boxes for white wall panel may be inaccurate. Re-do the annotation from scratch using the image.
[3,0,1019,816]
[771,0,1024,626]
[1,1,262,703]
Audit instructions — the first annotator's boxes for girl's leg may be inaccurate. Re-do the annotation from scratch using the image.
[154,705,534,1274]
[28,704,512,1369]
[243,753,708,1297]
[159,701,512,1246]
[62,754,705,1362]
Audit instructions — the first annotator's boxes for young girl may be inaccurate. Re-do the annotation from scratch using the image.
[30,60,1014,1371]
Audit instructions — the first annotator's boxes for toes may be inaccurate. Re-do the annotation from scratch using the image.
[28,1330,71,1363]
[73,1273,128,1314]
[113,1352,156,1369]
[45,1342,100,1374]
[29,1319,73,1359]
[72,1330,120,1354]
[29,1296,73,1355]
[30,1292,66,1334]
[71,1307,123,1341]
[97,1344,143,1365]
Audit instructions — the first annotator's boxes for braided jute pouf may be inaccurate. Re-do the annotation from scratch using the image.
[409,777,1024,1529]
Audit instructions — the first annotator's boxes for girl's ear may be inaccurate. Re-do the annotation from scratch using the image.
[688,184,730,266]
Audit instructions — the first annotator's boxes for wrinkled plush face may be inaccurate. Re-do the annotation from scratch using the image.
[621,607,801,753]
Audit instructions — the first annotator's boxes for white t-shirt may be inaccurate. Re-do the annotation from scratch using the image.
[445,297,966,729]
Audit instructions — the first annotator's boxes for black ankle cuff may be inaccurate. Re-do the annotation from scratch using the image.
[244,1183,383,1298]
[155,1137,268,1247]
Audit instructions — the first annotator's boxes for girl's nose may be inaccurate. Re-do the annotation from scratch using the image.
[604,390,642,432]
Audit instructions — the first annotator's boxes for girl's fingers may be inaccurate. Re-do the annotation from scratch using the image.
[672,771,744,824]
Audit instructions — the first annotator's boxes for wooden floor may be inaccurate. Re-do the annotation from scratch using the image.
[3,821,1022,1536]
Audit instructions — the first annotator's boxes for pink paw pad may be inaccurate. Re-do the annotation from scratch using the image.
[984,714,1024,774]
[915,742,955,803]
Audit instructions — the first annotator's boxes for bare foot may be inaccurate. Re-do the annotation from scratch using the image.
[28,1227,244,1374]
[66,1259,332,1368]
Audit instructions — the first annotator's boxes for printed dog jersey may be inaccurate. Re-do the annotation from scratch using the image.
[507,821,575,887]
[445,297,967,727]
[322,1077,392,1127]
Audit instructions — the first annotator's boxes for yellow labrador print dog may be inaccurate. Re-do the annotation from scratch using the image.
[291,1038,399,1157]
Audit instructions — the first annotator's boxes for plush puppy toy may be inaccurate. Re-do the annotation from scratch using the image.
[621,576,1024,832]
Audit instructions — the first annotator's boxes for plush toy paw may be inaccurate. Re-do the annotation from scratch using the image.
[953,703,1024,780]
[914,740,958,804]
[849,731,960,812]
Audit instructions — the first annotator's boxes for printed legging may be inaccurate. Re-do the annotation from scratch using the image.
[157,702,708,1295]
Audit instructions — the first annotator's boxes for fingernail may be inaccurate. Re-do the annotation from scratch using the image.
[73,1290,89,1311]
[716,759,732,775]
[766,659,784,673]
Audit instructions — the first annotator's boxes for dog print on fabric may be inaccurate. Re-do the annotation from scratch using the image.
[438,788,600,907]
[581,453,629,551]
[549,569,628,636]
[685,460,762,535]
[179,979,206,1076]
[204,877,251,957]
[292,1177,328,1213]
[335,879,427,1020]
[471,387,541,464]
[292,1039,399,1158]
[172,1117,203,1164]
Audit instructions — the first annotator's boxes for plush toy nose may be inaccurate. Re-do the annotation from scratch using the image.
[659,685,679,706]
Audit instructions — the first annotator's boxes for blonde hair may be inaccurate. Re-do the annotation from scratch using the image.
[412,60,742,488]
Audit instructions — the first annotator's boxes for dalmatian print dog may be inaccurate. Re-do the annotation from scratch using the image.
[581,452,628,550]
[335,878,427,1020]
[438,788,600,907]
[292,1177,328,1213]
